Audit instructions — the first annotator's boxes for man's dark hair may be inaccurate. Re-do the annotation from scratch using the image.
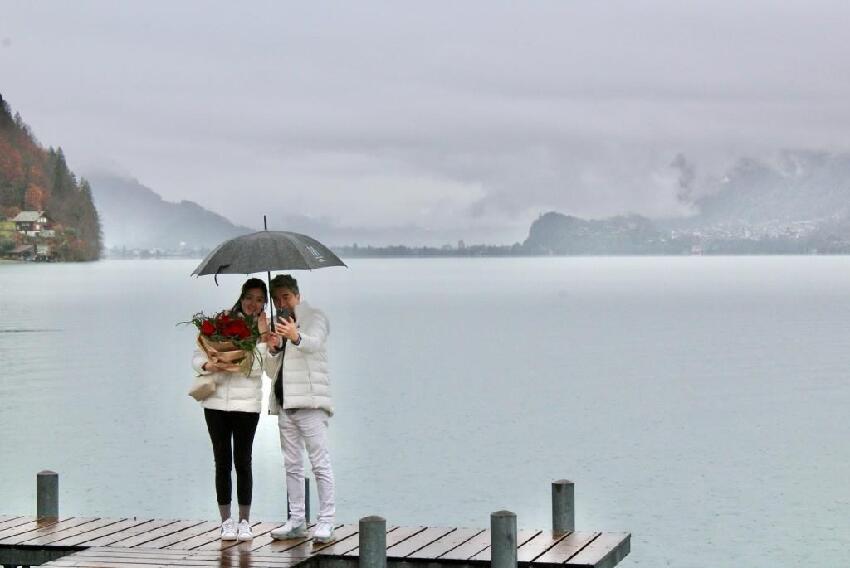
[270,274,299,295]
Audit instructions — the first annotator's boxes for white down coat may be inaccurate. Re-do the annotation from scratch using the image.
[264,301,333,416]
[192,340,267,414]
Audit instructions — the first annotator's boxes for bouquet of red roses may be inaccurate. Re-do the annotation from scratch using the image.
[189,311,263,374]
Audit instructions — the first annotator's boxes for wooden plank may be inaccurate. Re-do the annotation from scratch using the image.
[338,525,424,557]
[109,519,207,548]
[48,547,303,567]
[1,517,101,545]
[215,521,282,553]
[44,556,178,568]
[564,532,630,568]
[83,519,181,547]
[437,528,492,561]
[0,516,29,531]
[407,528,485,559]
[264,523,358,558]
[386,526,456,558]
[312,523,359,552]
[47,547,305,566]
[470,529,541,562]
[243,521,291,543]
[310,523,369,556]
[22,517,126,546]
[532,532,599,565]
[248,523,318,553]
[218,524,268,553]
[168,521,269,551]
[52,518,154,546]
[138,521,221,548]
[46,559,304,568]
[0,516,63,540]
[383,526,424,548]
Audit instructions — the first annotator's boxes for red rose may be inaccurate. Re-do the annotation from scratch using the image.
[200,320,215,336]
[222,320,250,339]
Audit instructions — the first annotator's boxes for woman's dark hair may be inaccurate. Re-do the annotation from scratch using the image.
[231,278,268,314]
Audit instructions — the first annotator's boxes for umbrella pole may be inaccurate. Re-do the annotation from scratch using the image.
[264,215,275,323]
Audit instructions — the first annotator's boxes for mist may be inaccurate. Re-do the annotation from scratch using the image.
[3,0,850,244]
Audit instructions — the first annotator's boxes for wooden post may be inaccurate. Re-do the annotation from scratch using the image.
[37,470,58,520]
[359,516,386,568]
[305,478,311,523]
[491,510,517,568]
[552,479,575,534]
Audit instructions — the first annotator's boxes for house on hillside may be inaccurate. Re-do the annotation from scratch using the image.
[35,243,55,261]
[13,211,51,235]
[2,212,58,260]
[8,244,35,260]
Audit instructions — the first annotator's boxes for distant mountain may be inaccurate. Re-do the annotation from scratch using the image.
[523,212,679,254]
[85,172,253,250]
[691,150,850,227]
[522,150,850,255]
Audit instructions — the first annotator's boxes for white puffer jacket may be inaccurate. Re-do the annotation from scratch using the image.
[264,301,333,416]
[192,341,267,414]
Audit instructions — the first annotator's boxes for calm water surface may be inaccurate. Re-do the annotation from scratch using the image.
[1,257,849,567]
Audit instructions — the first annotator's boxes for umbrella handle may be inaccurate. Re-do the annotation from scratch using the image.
[213,264,230,286]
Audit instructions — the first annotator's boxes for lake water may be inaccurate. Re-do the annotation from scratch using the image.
[1,257,848,566]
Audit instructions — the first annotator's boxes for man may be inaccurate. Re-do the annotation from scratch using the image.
[265,274,336,543]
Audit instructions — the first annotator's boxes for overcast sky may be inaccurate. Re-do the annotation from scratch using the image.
[3,1,850,244]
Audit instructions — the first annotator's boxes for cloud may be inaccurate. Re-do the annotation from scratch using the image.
[3,0,850,243]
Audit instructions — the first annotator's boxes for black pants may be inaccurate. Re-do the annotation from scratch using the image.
[203,408,260,506]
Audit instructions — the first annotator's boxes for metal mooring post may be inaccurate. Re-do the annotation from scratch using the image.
[552,479,575,534]
[359,516,387,568]
[37,470,59,520]
[491,510,517,568]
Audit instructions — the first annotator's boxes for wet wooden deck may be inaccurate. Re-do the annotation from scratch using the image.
[0,515,630,567]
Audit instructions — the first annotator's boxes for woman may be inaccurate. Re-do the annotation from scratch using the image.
[191,278,270,541]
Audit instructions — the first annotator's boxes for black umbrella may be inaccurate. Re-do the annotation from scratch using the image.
[192,230,347,278]
[192,219,346,320]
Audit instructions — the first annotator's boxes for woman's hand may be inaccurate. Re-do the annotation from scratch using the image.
[203,359,230,372]
[258,312,270,335]
[275,318,300,342]
[265,331,283,351]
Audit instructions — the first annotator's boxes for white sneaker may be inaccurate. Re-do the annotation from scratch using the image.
[270,519,307,540]
[220,518,237,541]
[312,522,335,543]
[236,519,253,541]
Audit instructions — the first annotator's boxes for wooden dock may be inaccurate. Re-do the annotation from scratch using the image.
[0,515,629,568]
[1,475,630,568]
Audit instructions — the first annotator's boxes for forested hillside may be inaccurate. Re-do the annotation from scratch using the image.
[0,94,101,260]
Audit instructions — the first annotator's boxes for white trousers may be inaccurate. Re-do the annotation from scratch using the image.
[277,409,335,524]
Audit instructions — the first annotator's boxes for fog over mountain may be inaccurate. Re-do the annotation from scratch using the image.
[86,170,485,249]
[689,151,850,227]
[519,149,850,255]
[86,172,252,250]
[5,2,850,244]
[89,148,850,253]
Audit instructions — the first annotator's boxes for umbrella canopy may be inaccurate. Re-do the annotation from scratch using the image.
[192,230,347,277]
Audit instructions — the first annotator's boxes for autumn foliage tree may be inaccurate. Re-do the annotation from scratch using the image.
[0,93,102,260]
